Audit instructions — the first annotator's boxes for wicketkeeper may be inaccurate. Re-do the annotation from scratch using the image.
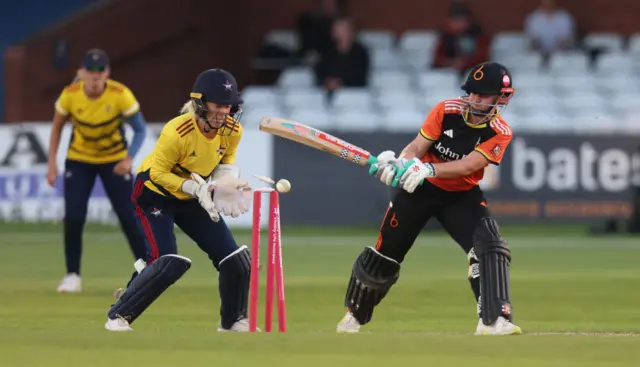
[104,68,255,332]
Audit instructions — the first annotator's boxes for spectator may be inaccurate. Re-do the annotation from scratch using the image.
[314,17,370,92]
[296,0,348,60]
[432,2,490,76]
[524,0,575,57]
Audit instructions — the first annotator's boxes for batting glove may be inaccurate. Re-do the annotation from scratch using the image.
[369,150,406,186]
[397,158,435,193]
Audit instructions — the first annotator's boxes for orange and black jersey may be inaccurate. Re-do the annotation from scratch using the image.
[419,98,512,192]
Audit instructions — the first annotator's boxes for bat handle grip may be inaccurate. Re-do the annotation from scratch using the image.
[366,156,379,175]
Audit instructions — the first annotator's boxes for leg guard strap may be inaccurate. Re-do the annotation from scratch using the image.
[345,246,400,325]
[107,254,191,324]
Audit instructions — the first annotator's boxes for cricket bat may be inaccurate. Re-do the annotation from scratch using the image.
[258,116,378,167]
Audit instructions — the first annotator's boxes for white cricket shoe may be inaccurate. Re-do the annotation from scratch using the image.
[105,316,133,332]
[475,316,522,335]
[336,311,361,333]
[57,273,82,293]
[217,318,259,332]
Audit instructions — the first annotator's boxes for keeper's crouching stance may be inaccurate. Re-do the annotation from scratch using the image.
[338,62,521,336]
[105,68,255,332]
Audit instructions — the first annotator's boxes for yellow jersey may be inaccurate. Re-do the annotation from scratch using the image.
[138,113,242,200]
[55,79,141,164]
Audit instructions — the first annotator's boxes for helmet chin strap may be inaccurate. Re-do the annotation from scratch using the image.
[465,106,497,125]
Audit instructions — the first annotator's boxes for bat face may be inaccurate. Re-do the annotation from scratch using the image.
[259,116,377,167]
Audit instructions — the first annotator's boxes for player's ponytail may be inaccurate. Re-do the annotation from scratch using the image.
[72,69,83,83]
[179,100,196,115]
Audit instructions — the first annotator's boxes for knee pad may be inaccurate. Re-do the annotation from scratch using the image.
[473,217,513,325]
[473,217,511,260]
[345,246,400,325]
[218,246,251,329]
[108,254,191,323]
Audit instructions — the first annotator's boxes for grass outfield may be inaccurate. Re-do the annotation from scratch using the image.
[1,223,639,366]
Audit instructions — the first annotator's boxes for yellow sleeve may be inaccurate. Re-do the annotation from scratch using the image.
[118,86,141,117]
[149,128,187,193]
[221,124,243,164]
[54,89,70,116]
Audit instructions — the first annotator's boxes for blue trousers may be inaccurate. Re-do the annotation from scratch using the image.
[63,159,147,274]
[131,175,239,269]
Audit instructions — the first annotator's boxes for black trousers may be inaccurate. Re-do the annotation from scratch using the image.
[376,180,491,263]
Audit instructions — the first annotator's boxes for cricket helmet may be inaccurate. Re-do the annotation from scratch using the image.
[461,62,515,123]
[190,68,243,135]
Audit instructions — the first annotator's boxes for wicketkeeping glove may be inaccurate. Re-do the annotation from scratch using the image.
[212,176,252,218]
[189,180,220,222]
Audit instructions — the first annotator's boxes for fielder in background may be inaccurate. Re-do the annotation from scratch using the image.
[104,68,254,333]
[47,49,148,293]
[338,62,522,336]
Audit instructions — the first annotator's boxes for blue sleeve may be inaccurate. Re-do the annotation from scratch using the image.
[125,111,147,158]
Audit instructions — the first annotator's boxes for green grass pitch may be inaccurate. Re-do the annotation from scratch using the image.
[1,223,639,366]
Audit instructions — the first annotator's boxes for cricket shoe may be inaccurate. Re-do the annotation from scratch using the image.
[474,317,522,336]
[105,316,133,332]
[217,318,260,332]
[336,311,361,333]
[57,273,82,293]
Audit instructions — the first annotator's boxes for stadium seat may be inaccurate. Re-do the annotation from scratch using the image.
[518,112,574,132]
[554,75,598,95]
[287,108,335,130]
[378,109,424,132]
[264,29,299,53]
[242,106,285,129]
[370,70,413,91]
[514,73,555,94]
[582,32,625,52]
[277,67,315,88]
[399,30,438,51]
[419,89,465,112]
[334,110,381,131]
[596,53,634,75]
[370,48,404,70]
[630,33,640,54]
[570,112,618,134]
[417,69,461,91]
[358,30,396,50]
[609,93,640,117]
[282,88,327,111]
[493,52,544,72]
[241,86,280,109]
[499,109,523,129]
[398,30,438,70]
[595,75,640,94]
[562,93,607,116]
[490,32,529,60]
[509,94,560,113]
[331,88,374,111]
[376,89,422,111]
[548,52,590,74]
